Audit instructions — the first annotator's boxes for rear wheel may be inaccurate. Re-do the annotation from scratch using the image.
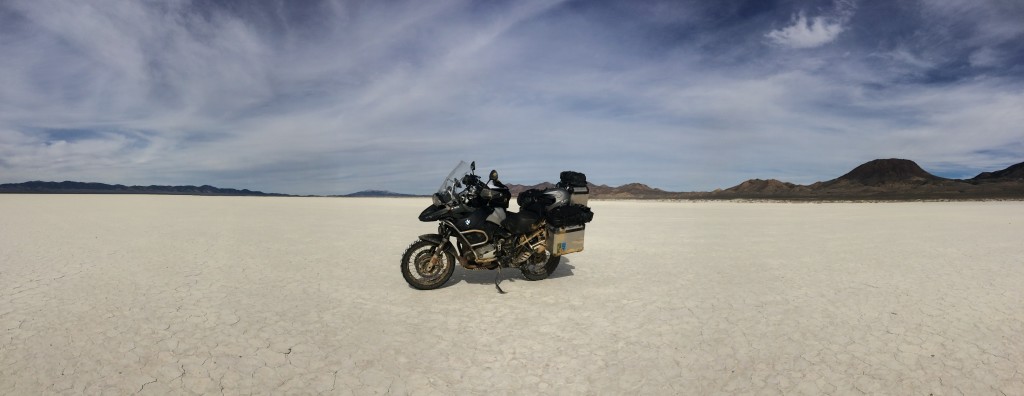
[401,240,455,290]
[521,252,561,281]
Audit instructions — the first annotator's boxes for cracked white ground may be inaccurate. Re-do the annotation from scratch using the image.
[1,196,1022,395]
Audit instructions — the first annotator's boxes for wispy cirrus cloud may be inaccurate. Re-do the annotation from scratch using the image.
[0,0,1022,194]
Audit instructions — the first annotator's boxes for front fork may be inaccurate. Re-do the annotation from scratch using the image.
[422,226,457,269]
[430,226,450,266]
[430,239,449,267]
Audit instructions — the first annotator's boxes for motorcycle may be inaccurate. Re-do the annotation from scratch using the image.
[400,161,593,292]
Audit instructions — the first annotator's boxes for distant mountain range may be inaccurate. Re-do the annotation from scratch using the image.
[0,181,290,196]
[710,159,1024,200]
[2,159,1022,200]
[0,182,429,198]
[507,159,1024,200]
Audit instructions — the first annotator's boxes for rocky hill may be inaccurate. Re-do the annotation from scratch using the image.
[822,158,947,186]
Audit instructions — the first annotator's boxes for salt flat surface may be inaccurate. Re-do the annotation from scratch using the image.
[1,196,1022,395]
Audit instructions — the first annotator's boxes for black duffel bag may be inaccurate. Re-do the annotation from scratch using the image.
[559,171,587,187]
[547,204,594,227]
[517,189,556,214]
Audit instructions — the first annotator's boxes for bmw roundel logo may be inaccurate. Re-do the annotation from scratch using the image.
[464,219,471,226]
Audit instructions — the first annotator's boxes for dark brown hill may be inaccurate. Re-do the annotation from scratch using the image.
[827,158,945,186]
[804,158,967,198]
[972,161,1024,181]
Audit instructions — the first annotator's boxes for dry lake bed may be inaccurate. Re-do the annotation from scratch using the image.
[1,195,1022,394]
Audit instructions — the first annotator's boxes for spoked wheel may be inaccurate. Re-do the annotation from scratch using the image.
[520,252,561,281]
[401,240,455,290]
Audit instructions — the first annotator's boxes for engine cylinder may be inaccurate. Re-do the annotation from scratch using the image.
[474,243,496,261]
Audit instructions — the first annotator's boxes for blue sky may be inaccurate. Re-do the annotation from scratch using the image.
[1,0,1022,195]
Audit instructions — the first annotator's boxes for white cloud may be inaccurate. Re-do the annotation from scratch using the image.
[766,1,855,49]
[766,12,845,49]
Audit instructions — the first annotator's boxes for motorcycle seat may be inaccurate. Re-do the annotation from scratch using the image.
[502,210,540,234]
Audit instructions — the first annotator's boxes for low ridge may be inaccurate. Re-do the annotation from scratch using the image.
[0,181,286,196]
[725,179,802,194]
[972,161,1024,181]
[342,190,422,197]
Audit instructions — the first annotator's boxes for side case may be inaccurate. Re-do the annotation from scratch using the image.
[547,224,585,256]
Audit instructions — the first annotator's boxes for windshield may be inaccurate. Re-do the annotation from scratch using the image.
[437,161,472,195]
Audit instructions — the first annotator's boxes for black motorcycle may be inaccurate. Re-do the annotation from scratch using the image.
[401,161,593,292]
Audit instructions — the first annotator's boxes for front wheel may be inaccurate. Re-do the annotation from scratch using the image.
[401,240,455,290]
[521,253,561,281]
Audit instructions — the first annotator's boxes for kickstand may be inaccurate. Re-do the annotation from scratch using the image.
[494,266,506,294]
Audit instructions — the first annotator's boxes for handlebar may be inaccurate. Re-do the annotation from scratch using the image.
[461,174,482,187]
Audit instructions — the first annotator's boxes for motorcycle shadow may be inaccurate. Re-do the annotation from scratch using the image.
[448,258,576,288]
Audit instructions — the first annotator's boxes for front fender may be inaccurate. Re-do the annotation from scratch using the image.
[418,234,445,245]
[418,233,463,265]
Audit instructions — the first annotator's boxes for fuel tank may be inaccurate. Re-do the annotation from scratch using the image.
[455,207,502,246]
[454,207,489,231]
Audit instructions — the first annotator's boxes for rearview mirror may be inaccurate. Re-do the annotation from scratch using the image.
[470,161,476,172]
